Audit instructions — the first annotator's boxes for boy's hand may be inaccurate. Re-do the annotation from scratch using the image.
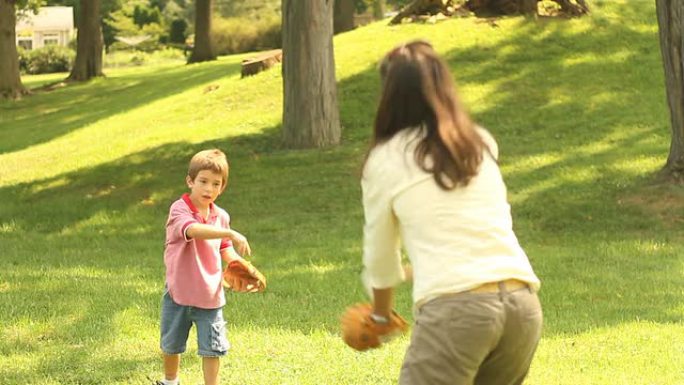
[229,229,251,257]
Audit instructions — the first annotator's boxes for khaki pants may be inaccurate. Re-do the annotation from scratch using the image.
[400,286,542,385]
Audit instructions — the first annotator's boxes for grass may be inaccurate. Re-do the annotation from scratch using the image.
[1,0,683,384]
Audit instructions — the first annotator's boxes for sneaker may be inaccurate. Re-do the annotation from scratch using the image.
[147,376,179,385]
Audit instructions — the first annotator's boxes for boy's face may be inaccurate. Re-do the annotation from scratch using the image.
[186,170,225,209]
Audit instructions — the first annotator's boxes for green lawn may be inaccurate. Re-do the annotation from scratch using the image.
[1,1,683,384]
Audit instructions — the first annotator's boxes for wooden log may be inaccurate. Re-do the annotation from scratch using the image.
[466,0,588,16]
[241,49,283,78]
[552,0,589,16]
[389,0,453,25]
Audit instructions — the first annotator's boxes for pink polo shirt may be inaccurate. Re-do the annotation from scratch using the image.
[164,193,232,309]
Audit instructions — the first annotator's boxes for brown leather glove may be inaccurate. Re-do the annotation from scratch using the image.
[222,258,266,293]
[341,303,409,351]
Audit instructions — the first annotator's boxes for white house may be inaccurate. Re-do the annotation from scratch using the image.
[15,6,74,50]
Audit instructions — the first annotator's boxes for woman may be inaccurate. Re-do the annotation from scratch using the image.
[361,40,543,385]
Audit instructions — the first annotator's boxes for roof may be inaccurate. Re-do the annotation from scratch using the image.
[16,6,74,31]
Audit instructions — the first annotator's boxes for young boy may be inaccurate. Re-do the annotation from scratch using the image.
[155,149,251,385]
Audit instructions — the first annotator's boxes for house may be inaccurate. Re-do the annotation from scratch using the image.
[15,6,74,51]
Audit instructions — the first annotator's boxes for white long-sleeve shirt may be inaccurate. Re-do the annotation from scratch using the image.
[361,126,540,308]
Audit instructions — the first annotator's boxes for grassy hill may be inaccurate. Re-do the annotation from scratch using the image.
[1,1,683,384]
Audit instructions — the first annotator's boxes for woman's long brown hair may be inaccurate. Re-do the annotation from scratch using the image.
[367,40,486,190]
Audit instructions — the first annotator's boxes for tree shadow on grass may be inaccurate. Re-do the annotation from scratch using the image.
[0,130,380,383]
[448,5,683,335]
[0,267,162,384]
[0,58,243,155]
[334,0,683,338]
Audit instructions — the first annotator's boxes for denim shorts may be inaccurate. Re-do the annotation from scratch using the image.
[160,289,230,357]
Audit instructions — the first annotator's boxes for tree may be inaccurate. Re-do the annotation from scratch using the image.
[334,0,355,34]
[169,18,188,44]
[0,0,27,99]
[68,0,104,81]
[281,0,341,148]
[215,0,281,17]
[47,0,124,51]
[187,0,215,63]
[656,0,684,182]
[373,0,386,19]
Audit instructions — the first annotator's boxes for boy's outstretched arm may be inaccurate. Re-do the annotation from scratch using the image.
[220,246,242,263]
[186,223,251,256]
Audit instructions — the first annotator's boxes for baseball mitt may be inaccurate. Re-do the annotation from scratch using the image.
[341,303,409,351]
[222,258,266,293]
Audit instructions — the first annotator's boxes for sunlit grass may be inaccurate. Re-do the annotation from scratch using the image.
[1,1,683,384]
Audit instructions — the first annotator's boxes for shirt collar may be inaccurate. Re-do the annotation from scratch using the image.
[181,193,217,220]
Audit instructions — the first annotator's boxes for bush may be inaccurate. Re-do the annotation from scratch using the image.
[104,47,185,68]
[24,45,75,74]
[16,46,29,73]
[169,18,188,44]
[212,15,281,55]
[108,36,162,54]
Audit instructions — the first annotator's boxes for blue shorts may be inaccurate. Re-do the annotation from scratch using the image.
[160,289,230,357]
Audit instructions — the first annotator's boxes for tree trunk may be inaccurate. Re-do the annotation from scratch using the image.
[0,0,27,99]
[374,0,386,20]
[282,0,341,148]
[334,0,356,34]
[656,0,684,182]
[188,0,216,64]
[68,0,104,81]
[520,0,538,15]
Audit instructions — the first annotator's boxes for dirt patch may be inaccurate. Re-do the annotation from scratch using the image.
[619,185,684,229]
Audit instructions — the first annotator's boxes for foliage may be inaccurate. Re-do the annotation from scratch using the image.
[387,0,412,10]
[168,18,188,44]
[16,46,29,74]
[355,0,372,13]
[103,46,184,67]
[22,45,75,74]
[212,15,281,55]
[14,0,44,13]
[214,0,281,17]
[106,7,141,38]
[132,2,162,27]
[105,1,168,49]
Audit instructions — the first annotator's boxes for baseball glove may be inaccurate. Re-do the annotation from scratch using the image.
[222,258,266,293]
[340,303,409,351]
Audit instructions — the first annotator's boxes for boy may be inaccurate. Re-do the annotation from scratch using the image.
[155,149,251,385]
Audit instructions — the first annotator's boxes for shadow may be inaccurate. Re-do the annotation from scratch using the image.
[333,0,683,337]
[0,264,162,383]
[449,5,684,335]
[0,58,243,155]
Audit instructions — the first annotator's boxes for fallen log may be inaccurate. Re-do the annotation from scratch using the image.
[241,49,283,78]
[389,0,456,25]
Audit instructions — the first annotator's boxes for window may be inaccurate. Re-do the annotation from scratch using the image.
[18,39,32,50]
[43,33,59,47]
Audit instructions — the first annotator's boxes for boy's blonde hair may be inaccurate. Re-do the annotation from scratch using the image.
[188,149,229,190]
